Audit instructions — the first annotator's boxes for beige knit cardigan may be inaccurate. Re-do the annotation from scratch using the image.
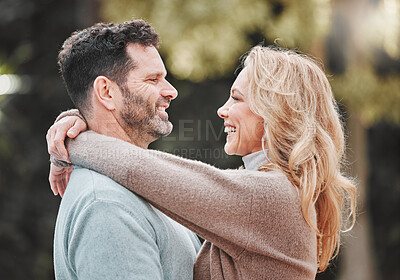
[66,131,317,280]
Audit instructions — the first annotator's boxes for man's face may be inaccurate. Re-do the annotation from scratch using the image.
[116,43,177,143]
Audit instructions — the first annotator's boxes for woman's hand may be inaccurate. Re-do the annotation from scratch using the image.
[46,116,87,162]
[46,116,87,196]
[49,163,74,197]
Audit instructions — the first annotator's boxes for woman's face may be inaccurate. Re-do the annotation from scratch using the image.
[217,67,265,156]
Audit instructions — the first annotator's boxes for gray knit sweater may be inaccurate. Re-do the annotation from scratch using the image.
[66,131,317,280]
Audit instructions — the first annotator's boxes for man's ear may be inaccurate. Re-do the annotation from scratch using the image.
[92,76,117,111]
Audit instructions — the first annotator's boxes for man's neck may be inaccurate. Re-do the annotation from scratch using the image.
[87,119,150,149]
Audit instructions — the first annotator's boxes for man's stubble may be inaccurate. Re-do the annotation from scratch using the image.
[119,84,173,140]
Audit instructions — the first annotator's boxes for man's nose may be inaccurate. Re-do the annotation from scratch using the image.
[161,79,178,100]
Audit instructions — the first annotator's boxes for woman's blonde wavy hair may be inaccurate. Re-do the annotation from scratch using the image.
[243,46,357,271]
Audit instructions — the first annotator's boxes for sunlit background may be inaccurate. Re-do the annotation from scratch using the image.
[0,0,399,279]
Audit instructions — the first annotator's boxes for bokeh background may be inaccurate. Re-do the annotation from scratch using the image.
[0,0,399,279]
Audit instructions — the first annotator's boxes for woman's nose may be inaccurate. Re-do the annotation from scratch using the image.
[217,103,228,119]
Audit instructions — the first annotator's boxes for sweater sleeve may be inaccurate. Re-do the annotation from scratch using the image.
[66,131,295,258]
[55,109,86,124]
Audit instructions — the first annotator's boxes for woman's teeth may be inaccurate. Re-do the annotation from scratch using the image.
[224,126,237,136]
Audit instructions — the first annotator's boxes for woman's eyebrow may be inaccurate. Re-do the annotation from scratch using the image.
[231,88,244,96]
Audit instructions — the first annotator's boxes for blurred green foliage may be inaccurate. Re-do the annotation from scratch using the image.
[100,0,331,81]
[332,66,400,125]
[102,0,271,81]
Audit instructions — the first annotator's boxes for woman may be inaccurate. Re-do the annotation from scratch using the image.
[48,46,356,279]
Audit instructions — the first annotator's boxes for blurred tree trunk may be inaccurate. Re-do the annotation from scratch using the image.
[330,0,380,279]
[338,113,379,280]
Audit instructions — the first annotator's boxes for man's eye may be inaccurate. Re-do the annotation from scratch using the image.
[149,79,158,82]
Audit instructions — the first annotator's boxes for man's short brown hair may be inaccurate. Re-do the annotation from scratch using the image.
[58,19,159,116]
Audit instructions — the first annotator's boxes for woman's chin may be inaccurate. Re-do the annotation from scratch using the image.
[224,144,237,156]
[223,145,232,155]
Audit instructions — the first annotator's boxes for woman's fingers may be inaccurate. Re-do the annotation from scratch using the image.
[49,163,74,197]
[53,129,70,162]
[67,118,87,139]
[50,176,59,196]
[49,164,60,196]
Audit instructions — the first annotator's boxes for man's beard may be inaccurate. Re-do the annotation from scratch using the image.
[119,85,173,139]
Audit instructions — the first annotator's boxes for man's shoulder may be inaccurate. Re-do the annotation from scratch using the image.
[61,166,152,216]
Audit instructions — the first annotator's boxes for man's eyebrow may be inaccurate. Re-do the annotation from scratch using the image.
[145,71,166,78]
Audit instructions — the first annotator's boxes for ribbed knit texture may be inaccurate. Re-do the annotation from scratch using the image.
[66,131,318,279]
[55,109,86,124]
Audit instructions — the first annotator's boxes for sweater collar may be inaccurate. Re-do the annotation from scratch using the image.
[242,150,268,171]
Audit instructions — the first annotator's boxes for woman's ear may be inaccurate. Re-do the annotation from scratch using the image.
[92,76,117,111]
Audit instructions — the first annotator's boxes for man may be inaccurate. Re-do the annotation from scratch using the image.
[50,20,201,279]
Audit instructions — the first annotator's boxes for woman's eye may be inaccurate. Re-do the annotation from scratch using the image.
[231,96,239,101]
